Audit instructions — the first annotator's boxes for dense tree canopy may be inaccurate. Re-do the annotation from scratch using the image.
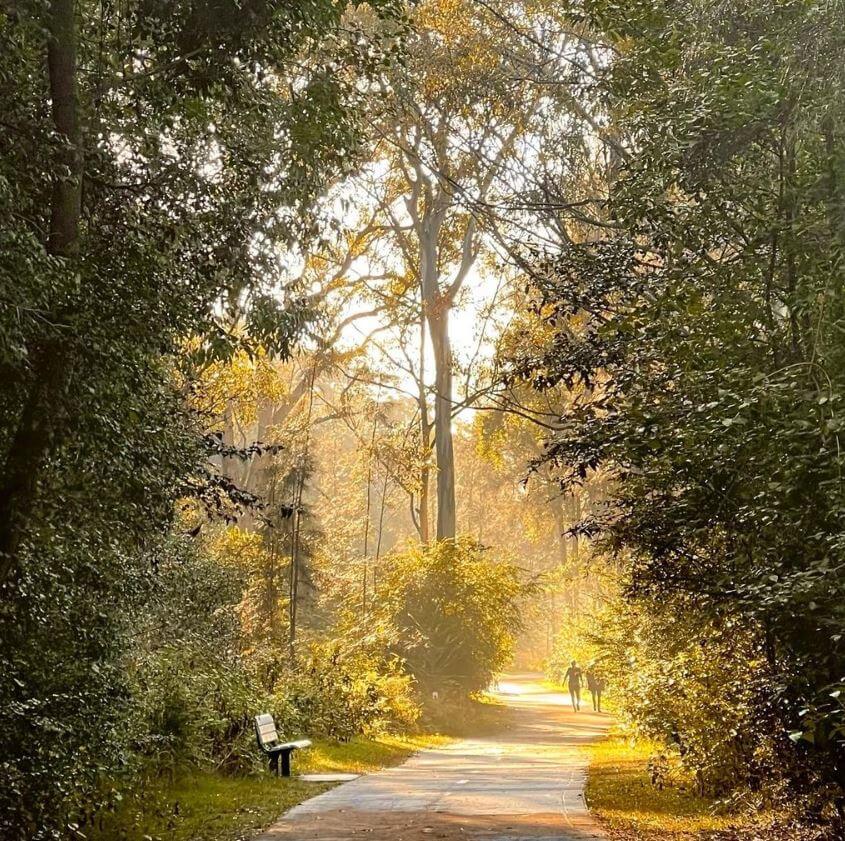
[0,1,403,836]
[514,0,845,804]
[5,0,845,838]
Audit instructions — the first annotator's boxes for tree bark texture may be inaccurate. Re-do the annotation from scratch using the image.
[419,207,457,542]
[428,308,456,541]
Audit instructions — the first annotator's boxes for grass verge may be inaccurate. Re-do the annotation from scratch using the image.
[299,731,452,774]
[586,733,778,840]
[85,732,449,841]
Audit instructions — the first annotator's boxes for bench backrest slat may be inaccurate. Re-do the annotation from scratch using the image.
[254,714,278,746]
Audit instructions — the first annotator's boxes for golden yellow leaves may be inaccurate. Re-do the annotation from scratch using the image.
[206,524,266,572]
[197,348,290,431]
[413,0,509,106]
[416,0,476,42]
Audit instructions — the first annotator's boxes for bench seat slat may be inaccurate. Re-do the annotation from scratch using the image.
[276,739,311,750]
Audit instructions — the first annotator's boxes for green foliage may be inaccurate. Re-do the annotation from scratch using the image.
[121,537,416,774]
[515,0,845,810]
[0,530,171,841]
[378,538,523,695]
[130,638,418,775]
[125,535,418,765]
[132,644,266,774]
[587,597,787,797]
[115,539,262,779]
[0,2,405,837]
[276,640,420,741]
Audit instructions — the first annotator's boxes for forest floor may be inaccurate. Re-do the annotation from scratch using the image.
[258,673,611,841]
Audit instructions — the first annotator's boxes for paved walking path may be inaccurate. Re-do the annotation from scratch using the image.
[257,673,611,841]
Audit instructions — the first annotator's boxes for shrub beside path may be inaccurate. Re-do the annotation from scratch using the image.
[257,673,611,841]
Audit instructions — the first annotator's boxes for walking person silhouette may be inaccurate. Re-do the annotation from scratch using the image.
[585,664,604,712]
[563,660,583,712]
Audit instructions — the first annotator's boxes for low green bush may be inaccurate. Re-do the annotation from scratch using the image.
[131,644,269,774]
[276,640,419,741]
[377,537,523,696]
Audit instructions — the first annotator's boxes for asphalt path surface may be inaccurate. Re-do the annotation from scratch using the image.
[257,673,611,841]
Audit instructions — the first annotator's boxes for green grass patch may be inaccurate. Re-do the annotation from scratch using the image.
[299,732,451,774]
[85,770,324,841]
[85,732,451,841]
[586,733,776,839]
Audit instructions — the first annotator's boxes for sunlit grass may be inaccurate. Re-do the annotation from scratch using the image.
[298,731,452,774]
[85,732,452,841]
[586,733,775,838]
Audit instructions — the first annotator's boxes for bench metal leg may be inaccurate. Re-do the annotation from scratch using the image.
[269,753,279,776]
[281,750,292,777]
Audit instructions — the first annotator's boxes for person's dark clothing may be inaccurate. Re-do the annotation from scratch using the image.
[586,669,604,712]
[565,665,583,688]
[564,665,583,711]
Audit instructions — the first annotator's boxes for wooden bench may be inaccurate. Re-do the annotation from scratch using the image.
[254,714,311,777]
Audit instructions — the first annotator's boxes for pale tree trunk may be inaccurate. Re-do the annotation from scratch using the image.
[418,455,431,543]
[417,312,431,543]
[244,396,275,490]
[0,0,81,584]
[428,308,456,540]
[236,396,274,529]
[418,199,458,541]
